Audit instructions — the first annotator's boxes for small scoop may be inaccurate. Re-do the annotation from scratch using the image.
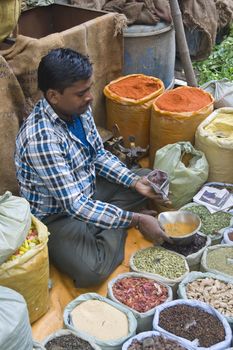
[158,210,201,245]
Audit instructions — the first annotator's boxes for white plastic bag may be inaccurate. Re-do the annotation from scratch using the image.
[107,272,173,333]
[0,191,31,264]
[201,79,233,109]
[63,292,137,350]
[122,330,196,350]
[0,286,33,350]
[153,299,232,349]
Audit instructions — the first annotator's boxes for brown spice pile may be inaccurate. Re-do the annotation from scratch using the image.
[109,76,161,99]
[154,87,212,112]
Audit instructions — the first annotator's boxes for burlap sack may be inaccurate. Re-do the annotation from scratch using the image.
[0,12,123,127]
[71,0,106,10]
[0,55,25,195]
[0,0,22,42]
[0,215,50,324]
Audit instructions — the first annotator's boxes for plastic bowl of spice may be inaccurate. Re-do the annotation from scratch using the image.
[158,211,201,245]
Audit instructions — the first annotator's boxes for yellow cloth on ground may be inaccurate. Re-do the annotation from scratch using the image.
[31,227,151,341]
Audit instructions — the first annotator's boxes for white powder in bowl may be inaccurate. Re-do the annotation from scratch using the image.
[70,299,129,341]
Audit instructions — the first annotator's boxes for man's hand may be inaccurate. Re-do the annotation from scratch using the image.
[132,176,171,206]
[131,213,172,244]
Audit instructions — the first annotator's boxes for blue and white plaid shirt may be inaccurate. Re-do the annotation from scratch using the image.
[15,98,140,229]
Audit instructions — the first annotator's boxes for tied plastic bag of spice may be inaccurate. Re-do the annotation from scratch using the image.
[107,272,173,333]
[122,330,196,350]
[0,286,33,350]
[201,244,233,280]
[0,215,49,323]
[153,299,232,349]
[149,86,214,166]
[153,142,209,209]
[104,74,164,148]
[178,271,233,329]
[195,107,233,183]
[162,232,211,271]
[42,329,101,350]
[63,292,137,350]
[201,79,233,109]
[0,191,31,264]
[129,247,189,294]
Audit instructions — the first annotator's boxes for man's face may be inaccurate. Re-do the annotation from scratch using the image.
[48,77,93,119]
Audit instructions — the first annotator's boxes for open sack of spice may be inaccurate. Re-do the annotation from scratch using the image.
[107,272,173,333]
[162,231,211,271]
[147,169,169,201]
[122,330,196,350]
[180,203,233,244]
[63,292,137,350]
[129,247,190,293]
[201,244,233,280]
[0,191,31,264]
[0,215,50,323]
[178,271,233,329]
[42,329,101,350]
[153,299,232,349]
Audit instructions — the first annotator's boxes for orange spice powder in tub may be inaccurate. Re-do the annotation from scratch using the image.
[155,86,213,113]
[108,75,162,100]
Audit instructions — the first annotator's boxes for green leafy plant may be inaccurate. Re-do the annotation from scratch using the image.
[194,26,233,85]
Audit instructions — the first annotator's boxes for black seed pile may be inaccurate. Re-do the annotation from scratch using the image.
[162,233,206,256]
[45,334,95,350]
[158,305,225,348]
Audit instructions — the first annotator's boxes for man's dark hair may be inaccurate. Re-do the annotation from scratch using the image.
[38,48,93,94]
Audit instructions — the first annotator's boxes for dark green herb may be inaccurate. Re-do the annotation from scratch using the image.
[194,26,233,85]
[182,205,232,236]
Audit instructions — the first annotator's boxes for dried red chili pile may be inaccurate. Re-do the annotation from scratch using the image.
[112,277,168,313]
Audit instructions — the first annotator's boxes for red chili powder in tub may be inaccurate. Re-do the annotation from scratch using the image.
[155,86,212,112]
[109,76,161,100]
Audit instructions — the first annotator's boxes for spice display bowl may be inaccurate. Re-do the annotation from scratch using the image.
[158,211,201,245]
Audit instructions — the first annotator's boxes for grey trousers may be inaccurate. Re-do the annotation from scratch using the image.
[43,168,150,287]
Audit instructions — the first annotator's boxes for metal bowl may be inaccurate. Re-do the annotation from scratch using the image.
[158,210,201,245]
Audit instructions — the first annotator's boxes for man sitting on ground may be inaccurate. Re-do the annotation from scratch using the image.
[15,48,170,287]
